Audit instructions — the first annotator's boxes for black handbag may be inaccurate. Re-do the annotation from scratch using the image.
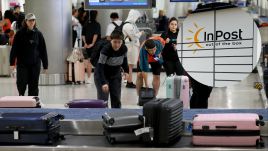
[138,87,156,106]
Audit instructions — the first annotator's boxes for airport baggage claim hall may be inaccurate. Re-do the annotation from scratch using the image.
[0,0,267,150]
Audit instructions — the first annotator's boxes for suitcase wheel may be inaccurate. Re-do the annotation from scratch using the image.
[256,139,265,148]
[259,115,263,120]
[109,138,116,144]
[108,118,115,125]
[256,120,265,126]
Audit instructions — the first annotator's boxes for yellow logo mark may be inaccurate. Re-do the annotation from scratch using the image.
[186,23,204,54]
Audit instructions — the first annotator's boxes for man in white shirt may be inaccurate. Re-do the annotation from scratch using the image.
[106,12,122,40]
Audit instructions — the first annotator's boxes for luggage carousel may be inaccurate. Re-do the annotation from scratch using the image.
[0,108,267,151]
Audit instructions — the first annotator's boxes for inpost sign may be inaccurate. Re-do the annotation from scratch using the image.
[177,8,261,87]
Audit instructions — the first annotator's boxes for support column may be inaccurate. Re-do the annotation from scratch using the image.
[25,0,72,85]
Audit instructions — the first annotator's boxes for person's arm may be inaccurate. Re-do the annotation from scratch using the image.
[38,32,48,70]
[96,48,109,86]
[123,24,142,41]
[89,23,101,48]
[9,31,20,66]
[121,52,129,74]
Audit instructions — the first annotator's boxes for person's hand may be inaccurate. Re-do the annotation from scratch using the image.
[172,43,177,50]
[84,44,88,48]
[140,31,145,35]
[43,69,48,74]
[102,84,109,93]
[10,66,15,71]
[166,38,170,43]
[88,44,94,49]
[124,73,129,81]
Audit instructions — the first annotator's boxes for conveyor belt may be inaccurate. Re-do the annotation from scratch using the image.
[0,108,267,120]
[0,109,267,151]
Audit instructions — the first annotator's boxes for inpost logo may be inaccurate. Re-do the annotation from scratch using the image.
[186,23,204,54]
[186,23,243,53]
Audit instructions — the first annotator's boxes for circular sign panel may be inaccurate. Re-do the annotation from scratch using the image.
[177,7,261,87]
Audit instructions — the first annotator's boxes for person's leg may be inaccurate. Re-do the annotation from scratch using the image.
[72,30,77,48]
[28,62,41,96]
[163,61,174,76]
[16,64,28,96]
[175,60,184,76]
[84,59,92,83]
[126,64,136,88]
[109,77,122,108]
[94,72,109,101]
[135,62,143,95]
[150,62,162,96]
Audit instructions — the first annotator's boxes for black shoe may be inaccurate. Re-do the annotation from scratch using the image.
[126,82,136,88]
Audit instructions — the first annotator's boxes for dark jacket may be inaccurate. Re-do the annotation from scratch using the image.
[161,30,179,61]
[10,27,48,69]
[96,43,129,85]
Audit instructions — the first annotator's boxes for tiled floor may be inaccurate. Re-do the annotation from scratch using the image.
[0,72,264,109]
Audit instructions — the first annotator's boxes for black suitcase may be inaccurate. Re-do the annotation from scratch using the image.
[102,111,143,144]
[138,87,156,106]
[0,112,64,145]
[104,130,141,144]
[142,98,183,145]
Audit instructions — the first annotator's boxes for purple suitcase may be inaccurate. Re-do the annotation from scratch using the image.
[66,99,107,108]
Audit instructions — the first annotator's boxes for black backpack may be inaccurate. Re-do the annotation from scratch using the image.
[112,21,131,42]
[90,39,110,67]
[112,21,128,33]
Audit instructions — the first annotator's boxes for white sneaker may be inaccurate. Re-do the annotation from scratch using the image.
[85,79,91,84]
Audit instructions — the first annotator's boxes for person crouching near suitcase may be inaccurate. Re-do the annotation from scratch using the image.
[9,13,48,96]
[94,30,129,108]
[136,38,164,96]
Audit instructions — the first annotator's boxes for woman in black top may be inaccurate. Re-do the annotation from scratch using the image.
[10,13,48,96]
[161,17,183,76]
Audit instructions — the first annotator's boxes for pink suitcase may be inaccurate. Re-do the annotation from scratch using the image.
[0,96,41,108]
[68,61,85,84]
[192,113,265,147]
[166,75,190,108]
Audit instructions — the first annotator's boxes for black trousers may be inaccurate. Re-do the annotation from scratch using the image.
[94,72,122,108]
[72,29,77,48]
[163,60,184,76]
[16,62,41,96]
[190,77,213,109]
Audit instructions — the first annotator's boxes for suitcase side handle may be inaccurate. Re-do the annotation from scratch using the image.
[215,126,237,129]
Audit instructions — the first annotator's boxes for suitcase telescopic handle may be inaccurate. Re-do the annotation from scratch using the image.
[215,126,237,129]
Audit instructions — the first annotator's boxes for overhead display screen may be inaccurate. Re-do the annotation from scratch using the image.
[85,0,152,9]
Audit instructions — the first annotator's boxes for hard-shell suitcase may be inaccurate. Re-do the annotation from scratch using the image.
[68,61,85,84]
[104,130,141,144]
[192,113,265,147]
[166,75,190,109]
[142,98,183,145]
[0,96,41,108]
[138,87,155,106]
[66,99,107,108]
[0,112,64,145]
[102,111,143,144]
[102,111,143,132]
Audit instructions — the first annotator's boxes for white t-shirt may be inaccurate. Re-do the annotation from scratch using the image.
[106,20,123,37]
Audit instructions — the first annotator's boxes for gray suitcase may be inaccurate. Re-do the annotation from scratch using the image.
[102,111,143,132]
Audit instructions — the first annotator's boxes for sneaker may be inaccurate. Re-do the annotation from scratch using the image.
[85,79,91,84]
[126,82,136,88]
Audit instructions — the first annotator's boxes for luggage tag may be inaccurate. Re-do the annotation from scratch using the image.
[14,131,19,140]
[134,116,154,141]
